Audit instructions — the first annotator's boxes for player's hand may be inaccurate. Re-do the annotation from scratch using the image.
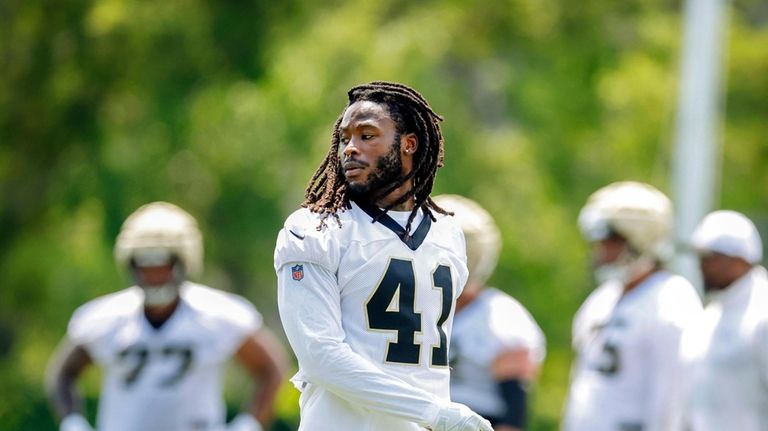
[226,413,263,431]
[60,413,95,431]
[429,402,493,431]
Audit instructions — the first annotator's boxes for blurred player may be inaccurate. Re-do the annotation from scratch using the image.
[679,210,768,430]
[274,82,492,431]
[47,202,287,431]
[433,194,546,431]
[562,181,702,431]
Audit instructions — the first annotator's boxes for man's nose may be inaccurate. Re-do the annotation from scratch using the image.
[343,138,359,157]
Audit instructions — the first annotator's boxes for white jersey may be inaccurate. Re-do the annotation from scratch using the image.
[274,201,469,431]
[562,270,702,431]
[67,282,262,431]
[680,266,768,431]
[450,288,546,418]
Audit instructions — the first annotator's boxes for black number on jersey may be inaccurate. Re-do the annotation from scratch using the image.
[367,259,421,363]
[596,341,621,375]
[160,346,194,386]
[366,258,454,366]
[431,264,452,366]
[118,344,194,387]
[119,345,149,386]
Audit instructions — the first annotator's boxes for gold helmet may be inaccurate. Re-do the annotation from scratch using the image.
[433,194,501,285]
[578,181,673,285]
[578,181,673,260]
[114,202,203,277]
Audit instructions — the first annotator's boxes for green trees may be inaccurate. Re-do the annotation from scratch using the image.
[1,0,765,429]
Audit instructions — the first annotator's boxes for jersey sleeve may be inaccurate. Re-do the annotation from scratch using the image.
[489,297,546,364]
[68,302,101,345]
[644,280,703,431]
[66,289,143,364]
[642,318,689,431]
[218,297,262,357]
[753,317,768,386]
[184,284,264,358]
[276,261,445,426]
[274,209,342,273]
[748,269,768,386]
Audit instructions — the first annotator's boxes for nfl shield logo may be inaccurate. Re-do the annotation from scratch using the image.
[291,264,304,281]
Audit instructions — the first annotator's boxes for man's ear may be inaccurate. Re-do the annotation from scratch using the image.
[401,133,418,155]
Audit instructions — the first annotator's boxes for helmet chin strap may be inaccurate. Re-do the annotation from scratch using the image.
[594,249,655,287]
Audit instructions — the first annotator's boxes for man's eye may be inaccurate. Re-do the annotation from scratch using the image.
[361,134,373,140]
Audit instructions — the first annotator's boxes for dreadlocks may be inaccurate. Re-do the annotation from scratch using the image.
[302,81,451,234]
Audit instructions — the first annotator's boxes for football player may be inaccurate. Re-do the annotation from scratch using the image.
[433,194,546,431]
[679,210,768,430]
[274,82,493,431]
[47,202,287,431]
[562,181,702,431]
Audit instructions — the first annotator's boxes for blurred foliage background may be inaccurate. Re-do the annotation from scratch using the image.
[1,0,766,429]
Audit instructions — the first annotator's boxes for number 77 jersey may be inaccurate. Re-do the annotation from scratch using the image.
[66,283,262,431]
[274,200,469,401]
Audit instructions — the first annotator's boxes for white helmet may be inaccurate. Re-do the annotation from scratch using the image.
[433,194,501,285]
[691,210,762,264]
[578,181,673,260]
[115,202,203,278]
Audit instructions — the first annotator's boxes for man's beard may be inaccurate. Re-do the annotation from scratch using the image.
[347,136,405,201]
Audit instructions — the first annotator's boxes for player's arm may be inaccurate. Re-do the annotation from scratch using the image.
[753,318,768,386]
[46,339,95,431]
[645,288,703,431]
[277,261,442,423]
[491,348,538,431]
[488,298,546,431]
[231,327,289,429]
[277,261,490,430]
[644,319,687,431]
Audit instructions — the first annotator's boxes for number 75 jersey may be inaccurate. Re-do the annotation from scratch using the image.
[274,202,469,399]
[563,271,702,431]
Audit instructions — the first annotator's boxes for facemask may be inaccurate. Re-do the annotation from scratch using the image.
[131,256,186,307]
[593,251,655,286]
[594,262,633,285]
[142,283,180,307]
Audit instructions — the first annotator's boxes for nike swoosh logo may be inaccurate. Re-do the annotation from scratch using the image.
[289,229,305,240]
